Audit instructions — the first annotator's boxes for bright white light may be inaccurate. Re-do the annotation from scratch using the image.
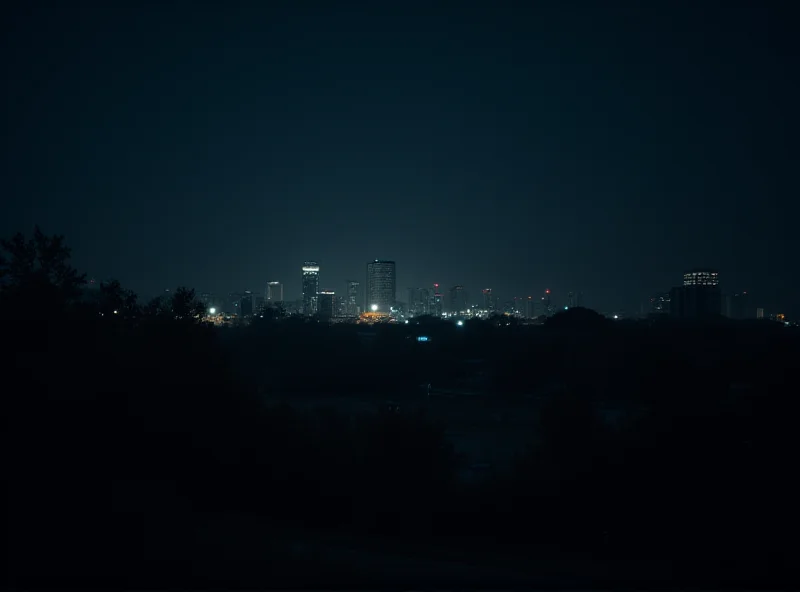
[209,307,216,315]
[405,320,409,324]
[371,304,378,312]
[457,320,464,326]
[113,310,118,314]
[613,315,619,319]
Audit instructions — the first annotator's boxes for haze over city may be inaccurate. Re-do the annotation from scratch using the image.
[3,2,797,316]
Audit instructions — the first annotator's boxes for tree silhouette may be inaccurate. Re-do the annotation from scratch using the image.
[544,306,611,329]
[171,286,205,321]
[0,226,86,318]
[250,303,285,326]
[140,287,205,321]
[99,279,139,318]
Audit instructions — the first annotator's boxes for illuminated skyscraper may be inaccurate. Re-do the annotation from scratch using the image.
[671,269,721,319]
[683,269,719,286]
[302,261,320,315]
[366,260,396,313]
[266,281,283,303]
[346,281,360,316]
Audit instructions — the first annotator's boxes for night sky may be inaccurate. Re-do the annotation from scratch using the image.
[3,2,798,315]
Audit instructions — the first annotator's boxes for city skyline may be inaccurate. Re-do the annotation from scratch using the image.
[3,4,797,317]
[145,258,778,319]
[193,262,778,322]
[83,252,784,320]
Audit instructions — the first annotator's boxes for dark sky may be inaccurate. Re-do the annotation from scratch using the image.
[3,2,798,314]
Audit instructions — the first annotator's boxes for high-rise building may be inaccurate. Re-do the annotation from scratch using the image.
[346,281,360,316]
[670,269,721,319]
[366,260,396,313]
[266,281,283,303]
[318,291,335,319]
[482,288,495,312]
[431,284,443,317]
[725,292,752,320]
[302,262,320,315]
[542,289,554,316]
[525,296,534,319]
[533,299,548,318]
[511,296,524,317]
[254,295,265,314]
[449,285,467,314]
[407,287,430,317]
[684,269,719,286]
[240,290,253,317]
[335,296,347,317]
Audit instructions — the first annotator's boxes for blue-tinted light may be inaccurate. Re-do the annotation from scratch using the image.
[417,336,429,342]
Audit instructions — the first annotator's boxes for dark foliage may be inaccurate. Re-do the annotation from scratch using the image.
[3,229,799,588]
[0,226,86,319]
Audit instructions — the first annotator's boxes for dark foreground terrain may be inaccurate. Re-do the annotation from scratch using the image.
[4,312,798,589]
[2,233,798,588]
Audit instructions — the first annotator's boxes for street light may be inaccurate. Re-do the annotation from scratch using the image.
[371,304,378,312]
[209,307,216,315]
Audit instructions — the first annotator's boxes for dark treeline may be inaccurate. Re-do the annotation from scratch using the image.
[3,229,799,588]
